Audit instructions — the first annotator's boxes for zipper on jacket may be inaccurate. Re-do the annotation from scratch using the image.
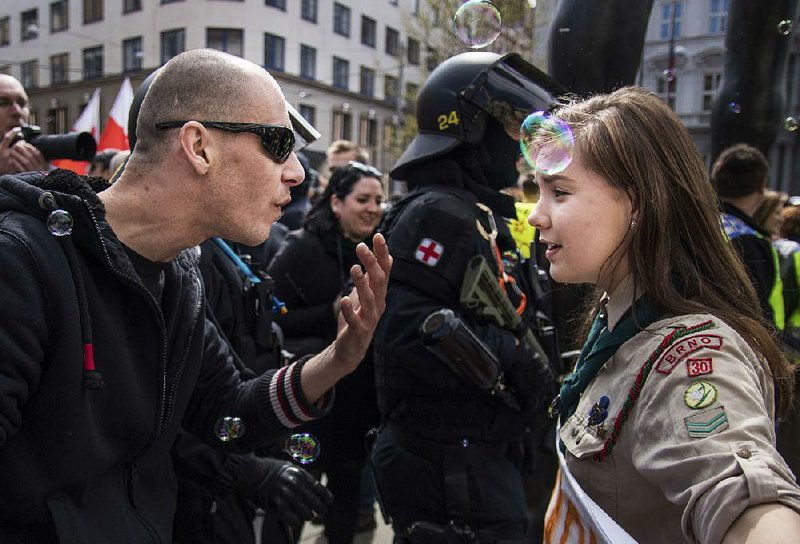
[84,204,172,444]
[160,273,204,431]
[124,461,163,543]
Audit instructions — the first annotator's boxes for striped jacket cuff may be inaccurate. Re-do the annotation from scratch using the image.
[261,356,334,429]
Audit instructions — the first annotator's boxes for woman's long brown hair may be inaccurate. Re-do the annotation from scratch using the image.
[541,86,794,417]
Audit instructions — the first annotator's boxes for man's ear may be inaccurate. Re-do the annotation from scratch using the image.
[178,122,211,176]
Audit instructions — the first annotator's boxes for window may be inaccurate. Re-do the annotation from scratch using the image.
[361,16,376,47]
[264,33,285,71]
[702,72,721,111]
[20,60,38,89]
[407,38,420,65]
[300,44,316,79]
[332,109,352,140]
[389,0,398,5]
[123,37,142,73]
[385,27,399,56]
[51,1,69,33]
[299,104,316,127]
[265,0,285,9]
[207,28,243,57]
[333,3,351,37]
[161,0,184,4]
[360,66,375,97]
[359,114,377,147]
[123,0,142,13]
[383,119,397,151]
[0,17,10,46]
[47,105,69,133]
[708,0,727,33]
[413,0,420,15]
[83,0,103,23]
[385,74,399,105]
[406,82,419,102]
[656,73,676,110]
[333,57,349,89]
[82,45,103,79]
[21,9,39,41]
[431,5,441,26]
[426,47,439,71]
[787,54,796,110]
[50,53,69,85]
[161,28,185,64]
[301,0,317,23]
[660,1,683,39]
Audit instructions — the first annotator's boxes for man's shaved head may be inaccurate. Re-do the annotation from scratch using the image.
[134,49,283,164]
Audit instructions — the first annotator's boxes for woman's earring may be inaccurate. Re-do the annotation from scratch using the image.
[630,218,637,228]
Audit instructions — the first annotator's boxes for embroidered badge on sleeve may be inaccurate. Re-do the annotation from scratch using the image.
[687,357,713,377]
[655,334,723,375]
[415,238,444,267]
[684,380,718,409]
[685,406,729,438]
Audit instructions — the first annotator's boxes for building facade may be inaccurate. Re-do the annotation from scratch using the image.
[0,0,426,170]
[640,0,798,194]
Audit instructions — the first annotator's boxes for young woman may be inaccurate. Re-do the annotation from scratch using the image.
[528,86,800,543]
[267,161,384,544]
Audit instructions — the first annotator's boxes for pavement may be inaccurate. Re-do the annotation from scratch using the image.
[299,514,394,543]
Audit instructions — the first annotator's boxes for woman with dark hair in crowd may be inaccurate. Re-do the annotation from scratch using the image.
[268,161,384,543]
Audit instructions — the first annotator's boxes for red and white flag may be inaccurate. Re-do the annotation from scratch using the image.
[98,77,133,151]
[52,88,100,174]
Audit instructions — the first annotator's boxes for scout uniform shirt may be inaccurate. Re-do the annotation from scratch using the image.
[560,279,800,544]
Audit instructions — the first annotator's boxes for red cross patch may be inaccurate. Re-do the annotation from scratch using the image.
[415,238,444,267]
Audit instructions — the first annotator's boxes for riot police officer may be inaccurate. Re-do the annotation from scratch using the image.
[371,51,564,543]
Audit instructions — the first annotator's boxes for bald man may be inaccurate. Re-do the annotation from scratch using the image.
[0,49,390,542]
[0,74,47,175]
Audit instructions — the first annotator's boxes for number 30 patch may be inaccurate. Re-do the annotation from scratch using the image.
[687,357,713,377]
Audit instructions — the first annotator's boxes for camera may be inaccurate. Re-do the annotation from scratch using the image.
[14,124,96,162]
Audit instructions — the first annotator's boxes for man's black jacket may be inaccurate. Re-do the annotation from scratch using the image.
[0,170,329,542]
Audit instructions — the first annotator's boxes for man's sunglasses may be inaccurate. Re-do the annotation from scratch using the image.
[155,121,295,164]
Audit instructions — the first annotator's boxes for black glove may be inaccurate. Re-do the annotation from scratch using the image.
[226,455,333,527]
[507,340,558,418]
[256,462,333,526]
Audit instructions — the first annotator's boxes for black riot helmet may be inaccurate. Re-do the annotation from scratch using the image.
[392,51,565,180]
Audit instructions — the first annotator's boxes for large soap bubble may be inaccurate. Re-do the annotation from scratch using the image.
[520,111,575,175]
[453,0,502,49]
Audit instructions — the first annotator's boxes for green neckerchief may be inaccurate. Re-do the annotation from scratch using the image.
[558,296,663,428]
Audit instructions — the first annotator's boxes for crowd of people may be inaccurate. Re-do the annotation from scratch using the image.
[1,46,800,544]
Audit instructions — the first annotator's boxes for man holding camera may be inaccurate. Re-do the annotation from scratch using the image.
[0,74,47,176]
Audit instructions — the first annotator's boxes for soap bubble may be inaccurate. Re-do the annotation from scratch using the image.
[453,0,502,49]
[785,117,798,132]
[47,209,73,236]
[284,432,320,464]
[214,416,245,442]
[778,19,793,36]
[728,102,742,114]
[520,111,574,175]
[662,68,676,83]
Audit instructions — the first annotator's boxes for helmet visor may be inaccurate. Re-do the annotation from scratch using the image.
[460,54,565,133]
